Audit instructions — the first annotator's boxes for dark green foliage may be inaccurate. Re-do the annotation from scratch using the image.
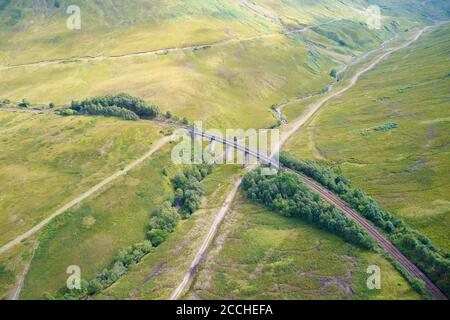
[147,164,213,246]
[371,123,399,132]
[147,229,169,247]
[63,241,153,299]
[18,99,30,108]
[60,165,213,299]
[70,93,159,120]
[7,8,22,26]
[312,28,346,46]
[279,152,450,297]
[330,69,337,78]
[77,103,139,121]
[392,232,450,297]
[384,254,432,300]
[147,201,180,246]
[242,168,376,250]
[0,0,12,11]
[172,164,212,217]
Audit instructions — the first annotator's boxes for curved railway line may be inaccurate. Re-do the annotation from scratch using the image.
[171,25,447,300]
[291,171,447,300]
[188,126,447,300]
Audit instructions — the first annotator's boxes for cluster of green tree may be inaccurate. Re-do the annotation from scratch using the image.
[279,152,450,297]
[58,241,153,299]
[242,168,376,250]
[70,93,159,120]
[50,165,212,300]
[383,253,431,299]
[146,202,180,247]
[173,165,212,216]
[329,69,337,78]
[76,104,139,121]
[147,165,213,246]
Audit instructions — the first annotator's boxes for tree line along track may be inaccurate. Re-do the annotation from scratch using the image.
[289,170,447,300]
[188,127,447,300]
[171,26,443,300]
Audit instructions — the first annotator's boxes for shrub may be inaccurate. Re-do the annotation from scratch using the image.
[147,229,169,247]
[77,104,139,121]
[147,165,212,245]
[279,152,450,297]
[242,168,376,250]
[330,69,337,78]
[69,93,159,120]
[18,99,30,108]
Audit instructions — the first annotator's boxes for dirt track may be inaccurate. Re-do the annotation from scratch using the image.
[0,136,171,256]
[169,26,435,300]
[0,28,309,71]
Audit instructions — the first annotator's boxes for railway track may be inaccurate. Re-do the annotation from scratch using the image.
[173,26,447,300]
[287,169,447,300]
[190,127,447,300]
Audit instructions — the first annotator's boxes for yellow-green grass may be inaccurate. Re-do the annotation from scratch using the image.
[0,0,278,66]
[0,34,341,130]
[1,2,413,132]
[186,193,420,300]
[284,24,450,251]
[3,0,440,66]
[20,144,177,299]
[95,165,243,300]
[0,112,163,247]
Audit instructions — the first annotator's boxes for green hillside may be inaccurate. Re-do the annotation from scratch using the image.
[0,0,448,300]
[285,23,450,251]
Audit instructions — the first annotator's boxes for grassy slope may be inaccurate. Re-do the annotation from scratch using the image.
[186,193,420,300]
[0,0,448,299]
[0,112,163,247]
[20,144,173,299]
[95,165,243,300]
[0,35,340,130]
[0,0,274,65]
[0,1,413,129]
[284,24,450,251]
